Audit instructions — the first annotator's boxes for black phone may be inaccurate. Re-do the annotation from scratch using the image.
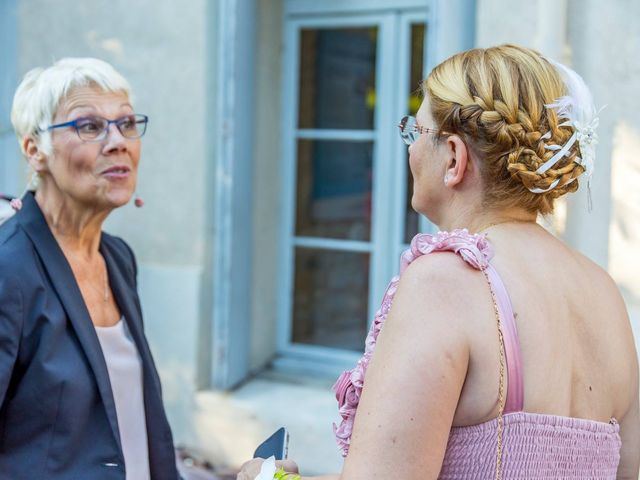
[253,427,289,460]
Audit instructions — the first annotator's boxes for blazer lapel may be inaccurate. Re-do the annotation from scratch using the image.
[17,193,122,451]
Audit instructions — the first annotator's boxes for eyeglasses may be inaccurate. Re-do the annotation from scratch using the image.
[398,115,444,145]
[44,114,149,142]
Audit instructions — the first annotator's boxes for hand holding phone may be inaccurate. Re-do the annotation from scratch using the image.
[253,427,289,460]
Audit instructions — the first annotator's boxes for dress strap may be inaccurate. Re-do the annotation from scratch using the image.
[483,263,524,413]
[399,229,524,412]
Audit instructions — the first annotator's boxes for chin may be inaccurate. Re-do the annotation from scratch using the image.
[104,191,134,209]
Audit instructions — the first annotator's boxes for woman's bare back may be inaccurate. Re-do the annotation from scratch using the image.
[451,223,639,476]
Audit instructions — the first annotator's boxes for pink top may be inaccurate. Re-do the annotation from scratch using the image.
[333,229,622,478]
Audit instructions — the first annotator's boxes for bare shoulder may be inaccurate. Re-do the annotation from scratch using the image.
[399,251,485,289]
[564,244,633,353]
[566,245,628,317]
[390,251,492,335]
[344,251,486,477]
[565,244,638,409]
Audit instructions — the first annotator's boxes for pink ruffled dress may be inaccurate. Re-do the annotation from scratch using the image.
[333,230,621,479]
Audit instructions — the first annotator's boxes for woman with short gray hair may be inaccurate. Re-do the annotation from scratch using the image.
[0,57,179,479]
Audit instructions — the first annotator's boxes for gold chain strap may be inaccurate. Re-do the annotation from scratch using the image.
[481,268,506,480]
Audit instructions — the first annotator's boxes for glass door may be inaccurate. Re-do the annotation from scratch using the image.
[278,9,431,372]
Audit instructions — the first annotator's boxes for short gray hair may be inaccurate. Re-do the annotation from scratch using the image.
[11,57,131,156]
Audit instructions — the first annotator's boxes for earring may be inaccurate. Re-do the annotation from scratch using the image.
[9,198,23,211]
[444,172,454,186]
[134,194,144,208]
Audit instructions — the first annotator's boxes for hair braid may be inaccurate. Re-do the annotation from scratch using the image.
[425,44,586,214]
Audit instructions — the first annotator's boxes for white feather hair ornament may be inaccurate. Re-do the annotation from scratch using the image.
[530,58,599,208]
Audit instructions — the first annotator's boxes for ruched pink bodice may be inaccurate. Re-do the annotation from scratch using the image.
[333,229,622,478]
[441,412,620,478]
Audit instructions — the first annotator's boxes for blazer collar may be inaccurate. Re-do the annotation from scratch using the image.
[17,192,123,450]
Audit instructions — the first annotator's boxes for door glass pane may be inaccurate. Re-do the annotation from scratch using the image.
[298,27,378,130]
[296,139,373,241]
[404,23,426,244]
[292,248,369,351]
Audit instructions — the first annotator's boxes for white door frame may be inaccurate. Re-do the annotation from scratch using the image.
[208,0,258,389]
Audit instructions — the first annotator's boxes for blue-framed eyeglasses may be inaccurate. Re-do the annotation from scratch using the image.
[43,114,149,142]
[398,115,447,145]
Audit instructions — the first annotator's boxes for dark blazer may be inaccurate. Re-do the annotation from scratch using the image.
[0,193,179,480]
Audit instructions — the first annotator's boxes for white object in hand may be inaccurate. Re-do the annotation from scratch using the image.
[254,456,277,480]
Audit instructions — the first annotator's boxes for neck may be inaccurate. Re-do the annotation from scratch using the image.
[35,186,109,258]
[437,205,537,234]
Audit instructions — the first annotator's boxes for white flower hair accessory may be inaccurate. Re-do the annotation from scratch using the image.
[529,58,600,197]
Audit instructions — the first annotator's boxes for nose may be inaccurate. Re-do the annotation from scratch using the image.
[103,123,127,152]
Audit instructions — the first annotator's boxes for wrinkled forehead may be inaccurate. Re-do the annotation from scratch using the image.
[55,85,132,119]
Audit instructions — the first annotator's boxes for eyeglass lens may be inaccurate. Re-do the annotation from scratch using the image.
[399,115,418,145]
[75,115,147,141]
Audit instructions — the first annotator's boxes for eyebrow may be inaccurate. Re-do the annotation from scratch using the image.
[65,103,134,116]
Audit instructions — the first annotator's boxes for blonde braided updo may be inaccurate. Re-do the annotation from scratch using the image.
[425,44,585,214]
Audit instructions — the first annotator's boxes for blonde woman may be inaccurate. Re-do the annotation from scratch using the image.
[239,45,639,479]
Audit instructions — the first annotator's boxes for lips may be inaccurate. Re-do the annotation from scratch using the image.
[101,165,131,179]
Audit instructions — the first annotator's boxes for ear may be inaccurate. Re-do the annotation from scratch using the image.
[22,136,48,173]
[443,135,470,188]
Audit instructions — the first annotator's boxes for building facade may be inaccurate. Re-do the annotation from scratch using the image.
[1,0,639,473]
